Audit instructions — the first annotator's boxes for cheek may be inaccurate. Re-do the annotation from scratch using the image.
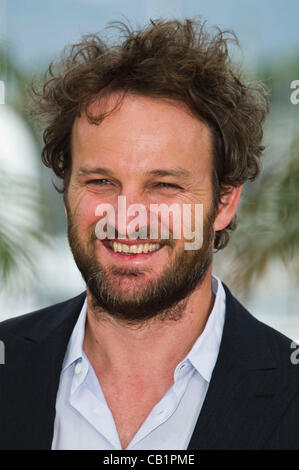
[73,194,101,231]
[150,203,200,242]
[167,202,208,241]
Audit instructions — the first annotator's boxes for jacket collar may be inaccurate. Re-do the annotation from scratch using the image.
[10,282,276,370]
[187,283,299,450]
[4,282,275,369]
[1,284,298,449]
[0,292,86,450]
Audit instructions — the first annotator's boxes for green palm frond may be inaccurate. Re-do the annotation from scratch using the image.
[0,48,42,146]
[0,170,47,292]
[0,49,47,293]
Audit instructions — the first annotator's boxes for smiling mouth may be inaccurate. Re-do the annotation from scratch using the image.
[102,240,163,255]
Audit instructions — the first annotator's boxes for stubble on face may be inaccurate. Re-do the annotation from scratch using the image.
[65,199,217,328]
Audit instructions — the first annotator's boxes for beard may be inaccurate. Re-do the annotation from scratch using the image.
[66,203,217,326]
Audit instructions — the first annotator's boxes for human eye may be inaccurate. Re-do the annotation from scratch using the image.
[87,178,111,185]
[156,182,182,189]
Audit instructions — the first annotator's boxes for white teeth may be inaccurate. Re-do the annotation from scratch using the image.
[109,241,161,254]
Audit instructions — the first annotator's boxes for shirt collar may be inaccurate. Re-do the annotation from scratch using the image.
[62,274,226,383]
[61,296,88,372]
[184,274,226,382]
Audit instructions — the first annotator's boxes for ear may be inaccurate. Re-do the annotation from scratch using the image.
[213,184,243,232]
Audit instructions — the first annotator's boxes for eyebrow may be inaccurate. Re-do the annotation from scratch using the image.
[76,166,191,179]
[76,167,114,177]
[146,168,191,179]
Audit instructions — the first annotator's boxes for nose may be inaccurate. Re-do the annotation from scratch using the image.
[114,185,151,239]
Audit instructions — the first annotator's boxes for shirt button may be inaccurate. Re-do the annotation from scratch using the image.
[75,362,82,375]
[180,363,186,370]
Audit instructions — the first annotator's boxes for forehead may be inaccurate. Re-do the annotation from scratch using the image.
[71,92,213,175]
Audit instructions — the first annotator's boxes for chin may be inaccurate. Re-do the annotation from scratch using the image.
[107,269,159,290]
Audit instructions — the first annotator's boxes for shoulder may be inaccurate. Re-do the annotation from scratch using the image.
[221,281,298,369]
[254,314,298,365]
[0,292,86,341]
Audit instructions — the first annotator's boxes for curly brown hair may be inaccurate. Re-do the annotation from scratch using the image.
[30,18,269,250]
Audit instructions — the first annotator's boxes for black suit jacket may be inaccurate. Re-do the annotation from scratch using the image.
[0,283,299,450]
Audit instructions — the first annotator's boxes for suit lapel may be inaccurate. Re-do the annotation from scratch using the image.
[2,284,299,450]
[0,293,86,450]
[187,283,299,450]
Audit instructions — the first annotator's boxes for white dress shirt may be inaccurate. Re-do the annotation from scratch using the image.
[51,274,226,450]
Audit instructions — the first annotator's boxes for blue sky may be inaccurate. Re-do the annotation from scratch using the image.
[1,0,299,72]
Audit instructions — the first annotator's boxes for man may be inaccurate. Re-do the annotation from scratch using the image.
[0,18,298,450]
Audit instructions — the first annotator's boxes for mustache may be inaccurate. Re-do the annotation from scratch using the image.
[90,223,175,246]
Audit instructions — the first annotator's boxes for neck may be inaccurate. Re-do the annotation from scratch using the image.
[83,267,216,379]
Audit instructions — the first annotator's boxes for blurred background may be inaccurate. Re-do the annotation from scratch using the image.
[0,0,298,339]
